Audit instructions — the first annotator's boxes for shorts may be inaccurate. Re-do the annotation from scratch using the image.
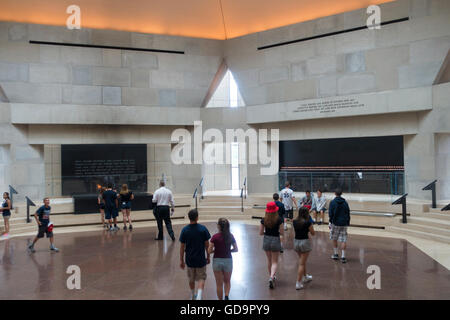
[312,208,327,213]
[2,211,11,218]
[330,224,348,242]
[187,266,207,282]
[294,239,312,253]
[99,203,105,210]
[262,235,281,252]
[104,207,118,220]
[37,224,53,238]
[285,209,293,219]
[120,201,131,210]
[212,258,233,273]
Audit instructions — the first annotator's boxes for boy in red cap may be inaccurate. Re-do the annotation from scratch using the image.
[28,198,59,253]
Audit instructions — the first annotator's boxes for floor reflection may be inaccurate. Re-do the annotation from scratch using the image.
[0,221,448,300]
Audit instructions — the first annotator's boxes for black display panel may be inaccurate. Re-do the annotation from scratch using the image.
[61,144,147,195]
[279,136,404,169]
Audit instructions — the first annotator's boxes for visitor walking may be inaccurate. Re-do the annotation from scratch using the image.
[208,218,238,300]
[293,207,315,290]
[260,201,284,289]
[280,181,296,231]
[119,184,134,230]
[329,189,350,263]
[152,180,175,241]
[27,198,59,253]
[273,193,286,253]
[179,209,211,300]
[0,192,11,238]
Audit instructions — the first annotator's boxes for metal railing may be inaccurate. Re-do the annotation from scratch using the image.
[422,180,437,209]
[192,177,204,210]
[240,177,247,213]
[278,171,404,195]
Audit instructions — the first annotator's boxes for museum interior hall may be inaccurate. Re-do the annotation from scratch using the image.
[0,0,449,300]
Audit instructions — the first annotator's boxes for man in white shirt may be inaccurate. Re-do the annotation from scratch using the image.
[152,180,175,241]
[279,181,296,230]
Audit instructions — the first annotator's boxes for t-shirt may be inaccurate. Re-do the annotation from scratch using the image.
[280,188,295,210]
[36,205,51,224]
[274,200,285,219]
[179,223,211,268]
[260,216,283,237]
[210,232,236,259]
[293,219,312,240]
[301,195,312,207]
[102,190,117,208]
[119,191,133,203]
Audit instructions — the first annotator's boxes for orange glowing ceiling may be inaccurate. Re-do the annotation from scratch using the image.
[0,0,394,40]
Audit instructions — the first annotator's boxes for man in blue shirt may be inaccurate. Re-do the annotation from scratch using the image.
[179,209,211,300]
[28,197,59,253]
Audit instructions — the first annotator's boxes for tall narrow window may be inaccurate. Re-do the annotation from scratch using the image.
[206,70,245,108]
[231,142,240,190]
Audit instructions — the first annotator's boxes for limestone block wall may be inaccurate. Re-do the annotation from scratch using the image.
[0,22,223,108]
[225,0,450,106]
[435,134,450,201]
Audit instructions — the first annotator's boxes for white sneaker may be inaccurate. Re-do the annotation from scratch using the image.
[303,274,313,283]
[296,281,304,290]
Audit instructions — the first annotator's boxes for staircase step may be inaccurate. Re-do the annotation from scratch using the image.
[388,226,450,244]
[414,212,450,221]
[407,216,450,229]
[400,223,450,237]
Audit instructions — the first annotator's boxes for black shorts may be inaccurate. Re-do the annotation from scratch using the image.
[99,203,105,210]
[104,207,118,220]
[285,209,293,219]
[37,224,53,238]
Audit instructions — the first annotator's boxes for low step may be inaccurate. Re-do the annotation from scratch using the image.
[388,226,450,244]
[407,216,450,230]
[414,212,450,222]
[400,223,450,237]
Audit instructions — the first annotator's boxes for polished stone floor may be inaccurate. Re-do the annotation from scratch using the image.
[0,222,449,300]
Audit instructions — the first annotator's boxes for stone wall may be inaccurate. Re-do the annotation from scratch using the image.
[0,23,223,108]
[225,0,450,106]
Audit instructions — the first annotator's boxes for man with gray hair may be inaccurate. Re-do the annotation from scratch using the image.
[152,180,175,241]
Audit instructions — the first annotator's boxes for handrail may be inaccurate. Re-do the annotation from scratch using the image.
[422,180,437,209]
[26,196,36,223]
[193,187,198,210]
[8,185,18,209]
[198,177,204,200]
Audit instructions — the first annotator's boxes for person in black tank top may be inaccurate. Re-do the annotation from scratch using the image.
[292,207,315,290]
[119,184,134,230]
[1,192,12,237]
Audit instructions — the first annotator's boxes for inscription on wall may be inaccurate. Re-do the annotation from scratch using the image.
[293,98,365,114]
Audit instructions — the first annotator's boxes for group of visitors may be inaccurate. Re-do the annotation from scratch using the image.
[3,178,350,300]
[98,183,134,231]
[261,181,351,290]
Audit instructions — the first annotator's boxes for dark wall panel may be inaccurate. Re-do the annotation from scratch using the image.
[279,136,404,169]
[61,144,147,195]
